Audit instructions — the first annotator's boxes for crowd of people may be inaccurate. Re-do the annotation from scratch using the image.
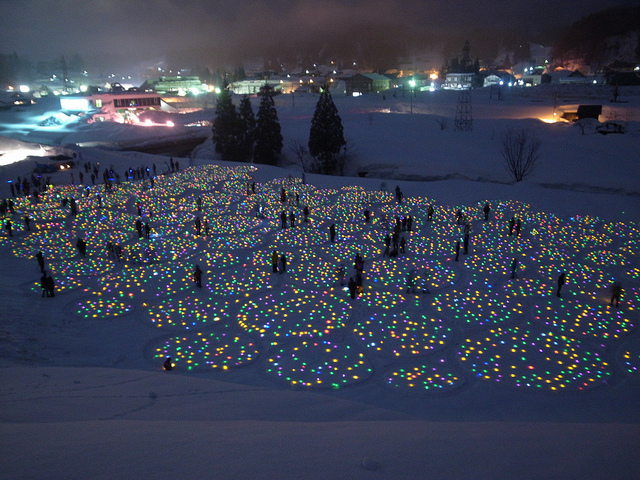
[1,166,627,310]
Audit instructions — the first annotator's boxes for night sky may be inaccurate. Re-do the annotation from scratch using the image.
[1,0,636,70]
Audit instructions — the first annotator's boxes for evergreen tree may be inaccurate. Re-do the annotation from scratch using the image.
[254,85,283,166]
[237,96,256,162]
[212,89,242,162]
[308,86,346,175]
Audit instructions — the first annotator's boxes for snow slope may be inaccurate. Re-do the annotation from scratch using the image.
[1,86,640,480]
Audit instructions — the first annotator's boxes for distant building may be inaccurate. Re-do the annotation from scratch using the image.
[59,91,165,122]
[551,69,590,84]
[228,79,295,95]
[142,76,208,95]
[0,92,35,107]
[482,71,515,87]
[577,105,602,120]
[443,73,475,90]
[344,73,390,95]
[556,104,602,122]
[521,72,552,86]
[605,71,640,86]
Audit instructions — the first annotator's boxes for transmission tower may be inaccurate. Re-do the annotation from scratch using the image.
[454,90,473,132]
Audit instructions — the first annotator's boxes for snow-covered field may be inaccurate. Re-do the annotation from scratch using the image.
[1,86,639,479]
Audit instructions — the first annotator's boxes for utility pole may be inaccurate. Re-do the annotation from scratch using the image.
[61,56,70,93]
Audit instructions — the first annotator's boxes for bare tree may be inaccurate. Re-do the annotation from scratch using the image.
[335,139,357,176]
[501,128,541,182]
[289,140,312,172]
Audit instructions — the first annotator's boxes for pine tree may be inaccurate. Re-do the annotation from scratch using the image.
[212,89,242,162]
[237,96,256,162]
[254,85,283,166]
[308,86,346,175]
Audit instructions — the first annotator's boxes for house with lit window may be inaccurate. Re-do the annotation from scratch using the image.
[442,73,476,90]
[60,91,165,123]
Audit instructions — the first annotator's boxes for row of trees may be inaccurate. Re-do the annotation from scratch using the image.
[212,85,283,165]
[0,53,86,85]
[212,85,347,174]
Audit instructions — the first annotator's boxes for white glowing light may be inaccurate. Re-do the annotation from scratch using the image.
[60,98,90,110]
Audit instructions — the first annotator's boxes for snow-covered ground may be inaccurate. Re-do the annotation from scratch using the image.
[1,86,639,479]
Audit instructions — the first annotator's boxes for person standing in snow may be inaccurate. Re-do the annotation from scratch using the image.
[135,218,143,239]
[329,223,336,243]
[76,238,87,257]
[45,273,55,297]
[610,281,622,307]
[36,251,45,273]
[395,186,403,204]
[557,272,566,297]
[511,257,518,279]
[193,265,203,288]
[279,254,287,274]
[163,356,173,371]
[271,250,279,273]
[483,202,491,221]
[463,223,471,253]
[40,272,49,297]
[348,277,357,299]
